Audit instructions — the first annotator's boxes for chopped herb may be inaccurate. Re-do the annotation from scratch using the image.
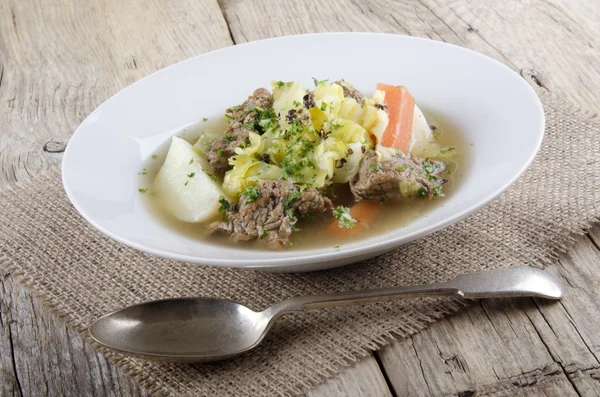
[312,77,329,86]
[218,196,230,212]
[216,148,225,156]
[379,196,386,204]
[369,165,381,172]
[187,172,195,178]
[396,165,406,172]
[320,102,327,111]
[259,228,268,239]
[242,186,262,204]
[224,113,232,120]
[283,191,301,221]
[288,241,295,247]
[275,81,285,87]
[432,185,443,196]
[138,188,148,193]
[229,105,242,111]
[292,226,301,232]
[422,159,437,175]
[293,100,301,107]
[438,147,456,155]
[151,154,158,159]
[239,142,248,149]
[333,245,340,249]
[333,206,357,229]
[184,180,189,186]
[417,186,429,197]
[395,149,404,157]
[202,117,208,122]
[207,173,217,182]
[189,158,194,165]
[223,134,236,143]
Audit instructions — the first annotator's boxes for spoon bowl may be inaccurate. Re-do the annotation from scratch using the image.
[90,298,272,362]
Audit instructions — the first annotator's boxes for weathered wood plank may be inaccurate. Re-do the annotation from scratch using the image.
[375,229,600,396]
[0,269,148,397]
[0,0,233,188]
[219,0,600,112]
[308,353,393,397]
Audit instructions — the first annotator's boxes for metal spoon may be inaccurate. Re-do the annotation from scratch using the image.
[89,267,563,363]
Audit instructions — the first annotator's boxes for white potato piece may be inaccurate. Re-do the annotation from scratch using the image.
[153,136,223,223]
[410,104,437,157]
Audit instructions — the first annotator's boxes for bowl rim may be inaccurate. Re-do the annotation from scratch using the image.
[62,32,545,270]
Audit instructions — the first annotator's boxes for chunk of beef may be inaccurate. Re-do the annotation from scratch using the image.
[334,80,364,103]
[207,88,273,173]
[350,150,446,201]
[210,180,332,248]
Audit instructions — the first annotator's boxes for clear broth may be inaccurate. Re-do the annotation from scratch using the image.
[140,111,468,250]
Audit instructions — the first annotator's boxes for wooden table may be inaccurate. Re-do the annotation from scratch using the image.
[1,1,599,395]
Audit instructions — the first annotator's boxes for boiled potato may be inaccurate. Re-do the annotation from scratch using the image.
[153,136,223,223]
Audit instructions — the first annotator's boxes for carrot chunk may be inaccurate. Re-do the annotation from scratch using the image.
[376,83,415,155]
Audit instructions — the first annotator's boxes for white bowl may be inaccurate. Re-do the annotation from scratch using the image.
[62,33,544,272]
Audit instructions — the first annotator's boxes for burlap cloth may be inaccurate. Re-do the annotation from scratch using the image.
[1,91,599,396]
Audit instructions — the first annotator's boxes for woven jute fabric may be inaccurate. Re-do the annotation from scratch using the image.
[1,91,598,396]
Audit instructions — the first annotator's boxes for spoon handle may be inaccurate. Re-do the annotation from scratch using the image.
[266,267,563,316]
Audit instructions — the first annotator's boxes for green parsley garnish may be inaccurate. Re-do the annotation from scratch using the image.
[369,165,381,172]
[320,102,327,111]
[432,185,443,197]
[207,173,217,182]
[283,191,301,221]
[218,196,230,212]
[216,148,225,156]
[242,186,262,204]
[417,186,429,197]
[202,117,208,122]
[422,159,437,175]
[438,147,456,155]
[333,245,340,249]
[151,154,158,159]
[379,196,386,204]
[259,228,268,239]
[275,81,285,87]
[184,181,189,186]
[187,172,195,178]
[395,149,404,157]
[333,206,357,229]
[312,77,329,86]
[293,100,301,107]
[189,158,194,165]
[396,165,406,172]
[138,188,148,193]
[223,134,236,143]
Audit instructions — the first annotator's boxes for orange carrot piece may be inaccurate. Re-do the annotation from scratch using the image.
[328,200,383,236]
[376,83,415,155]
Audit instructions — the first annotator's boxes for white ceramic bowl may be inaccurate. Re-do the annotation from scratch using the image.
[62,33,544,272]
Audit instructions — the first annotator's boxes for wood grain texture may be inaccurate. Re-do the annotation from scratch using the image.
[1,0,600,396]
[377,232,600,396]
[0,0,232,188]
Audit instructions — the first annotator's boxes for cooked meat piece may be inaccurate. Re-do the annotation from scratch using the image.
[335,80,364,103]
[210,180,332,248]
[350,150,446,201]
[207,88,273,173]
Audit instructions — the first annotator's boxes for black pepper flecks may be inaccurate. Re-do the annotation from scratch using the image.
[347,148,354,156]
[260,153,270,163]
[285,109,297,123]
[303,92,316,108]
[335,158,347,168]
[375,103,387,111]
